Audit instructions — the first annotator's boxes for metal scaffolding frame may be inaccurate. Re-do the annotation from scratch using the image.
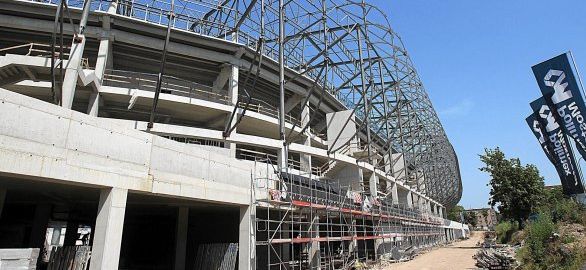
[252,157,445,269]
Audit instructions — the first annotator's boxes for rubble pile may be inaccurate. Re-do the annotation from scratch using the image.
[474,247,518,270]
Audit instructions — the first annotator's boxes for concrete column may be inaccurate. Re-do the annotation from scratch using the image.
[0,188,6,218]
[87,33,113,116]
[239,205,255,270]
[50,225,62,245]
[64,220,79,246]
[369,174,378,198]
[174,207,189,270]
[308,216,320,269]
[225,65,239,157]
[87,93,100,116]
[29,203,51,248]
[374,238,383,259]
[107,0,118,14]
[390,182,399,205]
[62,36,88,108]
[95,34,113,83]
[300,102,312,174]
[406,191,413,209]
[281,222,291,266]
[90,187,127,270]
[438,206,444,218]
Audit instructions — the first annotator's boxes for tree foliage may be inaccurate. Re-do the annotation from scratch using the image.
[480,147,545,227]
[447,205,464,221]
[464,211,478,227]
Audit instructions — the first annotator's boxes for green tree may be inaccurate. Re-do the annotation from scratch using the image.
[464,211,478,227]
[447,205,464,221]
[480,147,544,227]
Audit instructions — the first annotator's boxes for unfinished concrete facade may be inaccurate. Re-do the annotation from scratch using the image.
[0,0,465,269]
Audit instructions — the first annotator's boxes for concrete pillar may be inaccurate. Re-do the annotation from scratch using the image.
[87,93,100,116]
[0,188,6,219]
[174,207,189,270]
[406,191,413,209]
[225,65,239,157]
[50,226,62,245]
[369,174,378,198]
[239,205,255,270]
[64,220,79,246]
[62,36,88,108]
[90,188,127,270]
[300,102,312,174]
[95,34,113,83]
[29,203,51,248]
[107,0,118,14]
[308,216,320,269]
[390,182,399,205]
[281,222,291,266]
[87,32,113,116]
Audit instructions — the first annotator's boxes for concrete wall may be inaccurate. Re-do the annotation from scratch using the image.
[0,88,250,205]
[326,110,356,153]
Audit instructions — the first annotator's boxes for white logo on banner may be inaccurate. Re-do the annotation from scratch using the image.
[538,105,559,132]
[532,120,546,144]
[544,69,572,104]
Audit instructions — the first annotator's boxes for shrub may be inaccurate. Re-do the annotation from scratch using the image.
[523,212,555,265]
[495,220,519,244]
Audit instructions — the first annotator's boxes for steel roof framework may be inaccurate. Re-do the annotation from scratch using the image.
[60,0,461,207]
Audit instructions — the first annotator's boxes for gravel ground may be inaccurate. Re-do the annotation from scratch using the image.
[381,231,484,270]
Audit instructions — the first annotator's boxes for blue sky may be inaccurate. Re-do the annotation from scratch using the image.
[370,0,586,209]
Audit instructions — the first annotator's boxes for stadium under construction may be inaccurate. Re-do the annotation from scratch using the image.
[0,0,468,269]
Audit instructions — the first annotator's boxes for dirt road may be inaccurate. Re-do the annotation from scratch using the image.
[383,231,483,270]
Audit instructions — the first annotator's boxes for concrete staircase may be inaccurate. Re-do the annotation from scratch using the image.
[0,65,26,87]
[0,53,100,92]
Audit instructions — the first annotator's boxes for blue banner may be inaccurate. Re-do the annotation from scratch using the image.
[532,53,586,160]
[530,97,585,194]
[526,113,556,165]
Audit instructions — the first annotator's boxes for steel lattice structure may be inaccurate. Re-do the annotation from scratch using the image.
[60,0,462,207]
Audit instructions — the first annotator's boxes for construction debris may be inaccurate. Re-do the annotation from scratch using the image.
[47,246,91,270]
[0,248,39,270]
[193,243,238,270]
[474,246,518,270]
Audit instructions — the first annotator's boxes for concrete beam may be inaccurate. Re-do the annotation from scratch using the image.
[212,65,232,93]
[284,94,304,114]
[90,187,127,270]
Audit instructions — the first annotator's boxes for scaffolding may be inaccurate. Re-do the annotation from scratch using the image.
[252,157,446,269]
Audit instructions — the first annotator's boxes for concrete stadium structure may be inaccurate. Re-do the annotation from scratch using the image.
[0,0,466,269]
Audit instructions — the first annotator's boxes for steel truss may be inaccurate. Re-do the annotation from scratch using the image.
[38,0,461,206]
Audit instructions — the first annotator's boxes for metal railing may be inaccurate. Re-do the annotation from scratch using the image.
[0,43,90,68]
[102,69,231,104]
[235,148,306,172]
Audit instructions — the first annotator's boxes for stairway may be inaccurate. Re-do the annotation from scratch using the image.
[0,65,25,87]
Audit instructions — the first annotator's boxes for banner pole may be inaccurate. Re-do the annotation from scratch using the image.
[568,51,586,202]
[569,51,586,103]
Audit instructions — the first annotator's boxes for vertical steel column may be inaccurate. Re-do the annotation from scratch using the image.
[278,0,288,173]
[356,27,372,164]
[148,0,175,129]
